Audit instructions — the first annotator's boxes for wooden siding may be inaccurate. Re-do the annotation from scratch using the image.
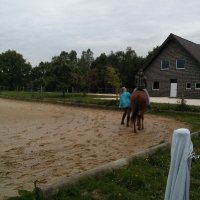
[144,40,200,99]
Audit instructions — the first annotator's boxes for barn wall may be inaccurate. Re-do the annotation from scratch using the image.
[144,40,200,99]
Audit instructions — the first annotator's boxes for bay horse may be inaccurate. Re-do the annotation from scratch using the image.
[130,90,148,133]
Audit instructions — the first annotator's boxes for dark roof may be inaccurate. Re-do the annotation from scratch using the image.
[143,33,200,70]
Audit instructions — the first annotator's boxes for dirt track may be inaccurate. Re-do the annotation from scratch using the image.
[0,98,189,199]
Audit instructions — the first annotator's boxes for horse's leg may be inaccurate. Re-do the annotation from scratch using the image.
[133,119,137,133]
[138,116,141,130]
[136,117,139,126]
[126,108,131,127]
[131,114,137,133]
[141,114,144,129]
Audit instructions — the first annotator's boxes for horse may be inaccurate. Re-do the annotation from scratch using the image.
[130,90,148,133]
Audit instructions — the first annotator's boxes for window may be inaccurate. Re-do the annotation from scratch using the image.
[161,60,170,70]
[152,81,159,90]
[195,83,200,90]
[176,59,185,69]
[186,83,191,89]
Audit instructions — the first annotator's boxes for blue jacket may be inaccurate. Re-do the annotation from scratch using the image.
[119,91,131,108]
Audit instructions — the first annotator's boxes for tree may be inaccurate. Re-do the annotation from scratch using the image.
[104,65,121,90]
[48,53,83,95]
[145,46,160,60]
[51,57,71,95]
[60,50,78,63]
[30,62,50,90]
[78,49,95,90]
[0,50,32,90]
[106,48,144,89]
[79,49,94,70]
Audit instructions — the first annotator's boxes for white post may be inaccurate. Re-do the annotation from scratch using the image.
[164,128,193,200]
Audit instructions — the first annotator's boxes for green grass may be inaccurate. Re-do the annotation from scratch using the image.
[149,111,200,133]
[0,91,200,112]
[0,91,119,107]
[151,102,200,113]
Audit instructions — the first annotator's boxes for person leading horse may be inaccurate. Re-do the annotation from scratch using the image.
[119,87,131,127]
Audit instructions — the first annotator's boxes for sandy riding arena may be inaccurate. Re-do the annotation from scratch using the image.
[0,98,189,199]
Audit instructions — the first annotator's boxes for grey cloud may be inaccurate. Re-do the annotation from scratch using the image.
[0,0,200,66]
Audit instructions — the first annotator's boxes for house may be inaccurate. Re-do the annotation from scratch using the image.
[143,33,200,99]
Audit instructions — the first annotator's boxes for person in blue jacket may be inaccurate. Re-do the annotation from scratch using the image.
[119,87,131,127]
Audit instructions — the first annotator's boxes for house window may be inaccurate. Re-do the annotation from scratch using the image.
[195,83,200,90]
[161,60,170,70]
[176,59,185,69]
[186,83,191,89]
[152,81,159,90]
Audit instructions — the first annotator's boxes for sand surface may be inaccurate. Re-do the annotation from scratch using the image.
[0,98,189,199]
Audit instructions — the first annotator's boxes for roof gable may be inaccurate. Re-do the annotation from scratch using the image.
[143,33,200,70]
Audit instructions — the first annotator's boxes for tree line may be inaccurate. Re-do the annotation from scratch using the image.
[0,47,159,94]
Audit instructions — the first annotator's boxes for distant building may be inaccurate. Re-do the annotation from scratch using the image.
[143,33,200,99]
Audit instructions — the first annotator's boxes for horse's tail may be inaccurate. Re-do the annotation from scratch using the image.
[131,94,140,120]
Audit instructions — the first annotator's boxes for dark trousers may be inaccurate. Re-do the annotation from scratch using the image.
[121,107,131,126]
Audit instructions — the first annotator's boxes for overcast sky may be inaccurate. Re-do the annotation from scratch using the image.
[0,0,200,66]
